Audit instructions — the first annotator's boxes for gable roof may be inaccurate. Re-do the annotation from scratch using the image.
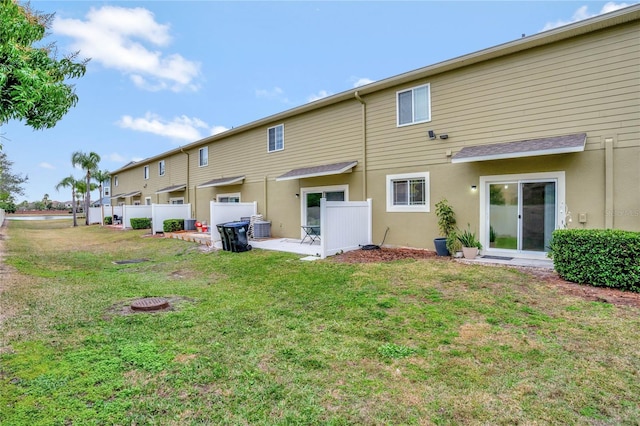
[110,5,640,175]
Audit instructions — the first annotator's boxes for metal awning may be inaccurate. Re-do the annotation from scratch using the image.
[276,160,358,181]
[111,191,141,198]
[197,176,245,189]
[451,133,587,163]
[156,184,186,194]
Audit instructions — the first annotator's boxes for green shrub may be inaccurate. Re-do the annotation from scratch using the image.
[130,218,151,229]
[163,219,184,233]
[104,216,113,225]
[548,229,640,292]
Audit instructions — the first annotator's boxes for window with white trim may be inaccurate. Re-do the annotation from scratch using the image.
[158,160,165,176]
[170,197,184,205]
[143,165,149,180]
[145,197,152,205]
[199,147,208,167]
[217,193,240,203]
[397,84,431,126]
[386,172,430,212]
[114,176,119,187]
[267,124,284,152]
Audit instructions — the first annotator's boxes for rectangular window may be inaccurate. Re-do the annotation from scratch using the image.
[114,176,119,187]
[267,124,284,152]
[397,84,431,126]
[199,147,208,167]
[158,160,165,176]
[104,186,110,196]
[143,166,149,180]
[145,197,152,206]
[386,172,430,212]
[217,193,241,203]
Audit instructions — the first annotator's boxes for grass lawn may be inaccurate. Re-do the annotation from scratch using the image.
[1,221,639,425]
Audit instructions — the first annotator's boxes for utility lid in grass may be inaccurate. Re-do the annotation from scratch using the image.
[112,258,149,265]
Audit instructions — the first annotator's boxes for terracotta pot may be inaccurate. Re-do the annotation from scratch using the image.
[462,247,479,259]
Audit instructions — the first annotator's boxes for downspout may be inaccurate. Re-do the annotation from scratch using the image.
[354,91,367,200]
[180,147,191,214]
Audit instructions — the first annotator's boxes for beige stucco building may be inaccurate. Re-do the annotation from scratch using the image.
[109,5,640,259]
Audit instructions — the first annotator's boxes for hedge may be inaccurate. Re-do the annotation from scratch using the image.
[130,218,152,229]
[163,219,184,233]
[548,229,640,292]
[104,216,113,225]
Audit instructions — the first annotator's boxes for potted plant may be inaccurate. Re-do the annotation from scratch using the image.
[446,228,462,258]
[434,199,456,256]
[457,224,482,259]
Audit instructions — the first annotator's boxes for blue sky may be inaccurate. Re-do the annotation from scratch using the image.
[1,0,635,203]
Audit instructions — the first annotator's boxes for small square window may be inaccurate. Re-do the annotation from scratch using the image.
[199,147,208,167]
[268,124,284,152]
[386,172,430,212]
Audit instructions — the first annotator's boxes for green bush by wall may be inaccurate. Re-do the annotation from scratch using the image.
[104,216,113,225]
[163,219,184,233]
[548,229,640,292]
[130,218,151,229]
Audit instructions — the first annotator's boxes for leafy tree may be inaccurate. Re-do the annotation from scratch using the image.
[71,151,100,225]
[55,174,78,227]
[0,0,88,132]
[0,150,28,212]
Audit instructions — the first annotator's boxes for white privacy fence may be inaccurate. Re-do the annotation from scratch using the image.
[209,201,258,242]
[123,205,153,229]
[89,206,123,225]
[0,208,5,226]
[320,198,372,258]
[89,204,191,234]
[150,204,191,234]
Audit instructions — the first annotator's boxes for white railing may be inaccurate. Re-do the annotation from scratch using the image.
[209,201,258,242]
[122,205,153,229]
[151,204,191,234]
[320,198,372,258]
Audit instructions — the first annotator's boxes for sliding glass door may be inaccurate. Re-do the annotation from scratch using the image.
[486,176,560,254]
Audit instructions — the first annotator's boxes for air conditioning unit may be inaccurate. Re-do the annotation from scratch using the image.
[252,221,271,239]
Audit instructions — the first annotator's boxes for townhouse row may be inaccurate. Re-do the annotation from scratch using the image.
[109,5,640,259]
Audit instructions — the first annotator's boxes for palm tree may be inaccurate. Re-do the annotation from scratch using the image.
[93,169,110,225]
[55,175,79,227]
[71,151,101,225]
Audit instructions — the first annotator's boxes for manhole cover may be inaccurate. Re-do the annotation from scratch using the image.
[130,297,170,311]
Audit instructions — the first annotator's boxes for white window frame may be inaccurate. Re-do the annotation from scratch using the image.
[216,192,241,203]
[170,197,185,205]
[104,186,110,196]
[267,124,284,153]
[143,165,149,180]
[397,84,431,127]
[145,197,152,206]
[386,172,430,212]
[199,147,208,167]
[158,160,165,176]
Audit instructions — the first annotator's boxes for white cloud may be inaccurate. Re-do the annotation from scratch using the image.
[211,126,230,135]
[352,77,375,88]
[117,112,226,143]
[38,162,55,170]
[541,2,633,31]
[307,90,332,103]
[52,6,201,92]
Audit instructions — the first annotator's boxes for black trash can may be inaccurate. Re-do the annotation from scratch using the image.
[217,223,230,251]
[223,221,252,252]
